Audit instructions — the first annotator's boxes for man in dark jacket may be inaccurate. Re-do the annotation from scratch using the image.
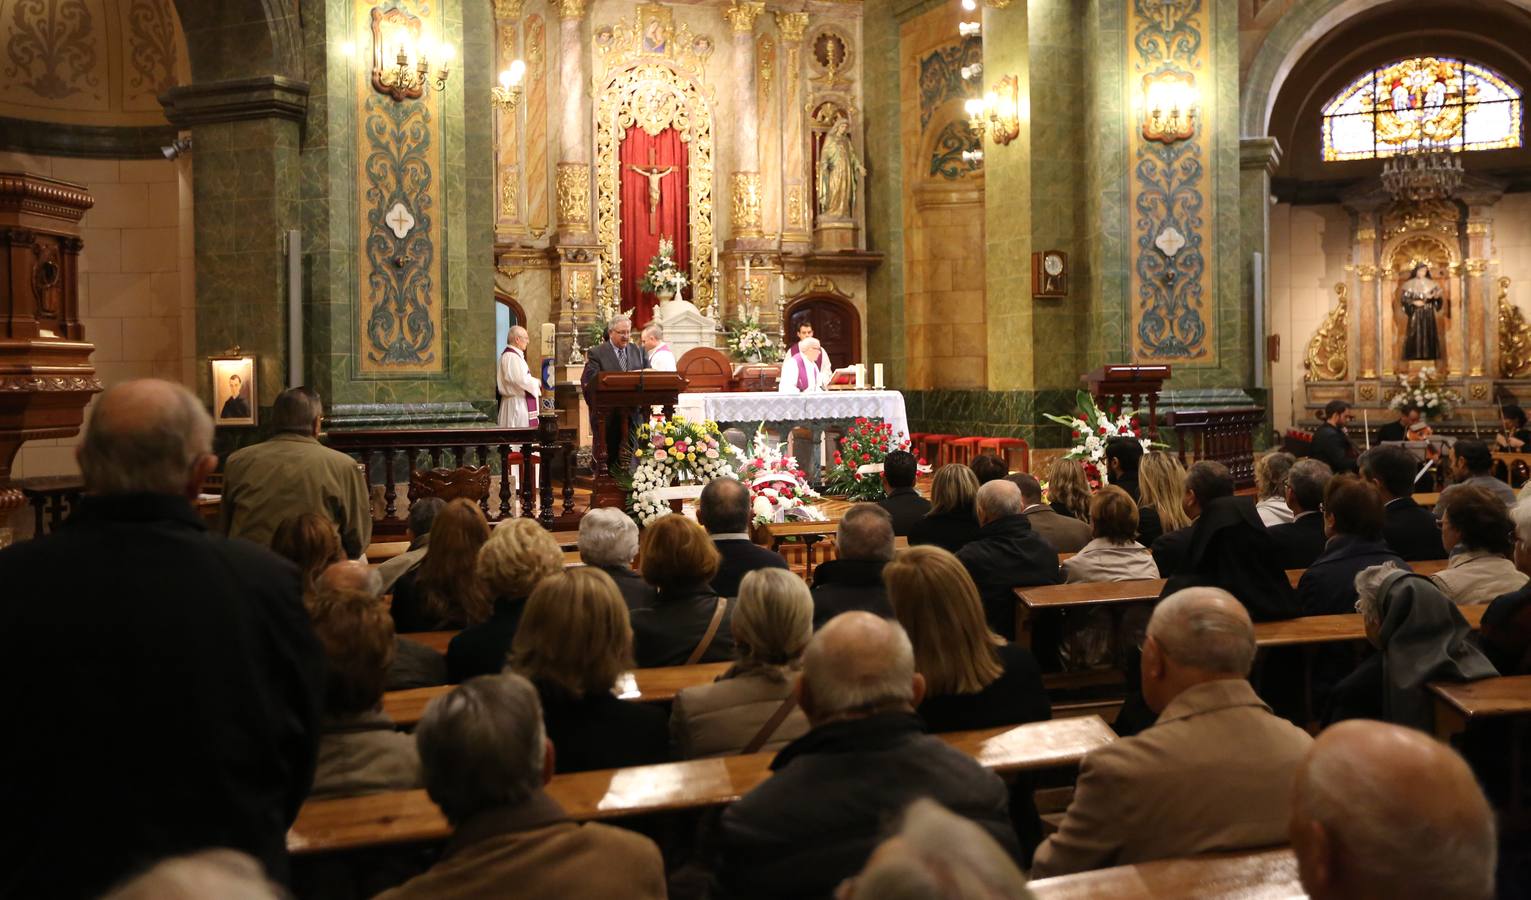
[699,477,788,596]
[957,479,1061,639]
[715,612,1019,899]
[811,504,894,627]
[0,380,324,899]
[1014,472,1092,553]
[1310,400,1358,474]
[876,450,930,536]
[1296,476,1409,616]
[1359,444,1446,561]
[1267,458,1333,570]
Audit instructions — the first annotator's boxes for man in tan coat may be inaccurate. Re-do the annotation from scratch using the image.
[1030,587,1313,877]
[375,673,666,900]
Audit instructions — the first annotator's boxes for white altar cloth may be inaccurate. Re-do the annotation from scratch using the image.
[675,390,910,438]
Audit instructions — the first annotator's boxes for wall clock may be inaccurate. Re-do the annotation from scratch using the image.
[1032,250,1068,298]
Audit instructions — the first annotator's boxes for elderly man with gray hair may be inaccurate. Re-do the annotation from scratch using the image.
[810,503,896,627]
[956,479,1061,639]
[715,611,1019,898]
[578,506,655,610]
[1031,587,1313,877]
[0,379,325,898]
[1290,720,1496,900]
[376,673,666,899]
[842,799,1035,900]
[580,314,649,467]
[496,323,541,428]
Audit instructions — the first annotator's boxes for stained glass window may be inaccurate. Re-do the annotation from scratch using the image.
[1321,57,1522,161]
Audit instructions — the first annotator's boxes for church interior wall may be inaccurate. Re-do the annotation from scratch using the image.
[1267,200,1352,434]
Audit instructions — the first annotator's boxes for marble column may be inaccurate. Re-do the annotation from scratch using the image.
[777,10,811,253]
[724,1,765,241]
[1239,137,1280,388]
[553,0,598,357]
[1343,194,1386,382]
[495,0,527,240]
[1459,185,1503,382]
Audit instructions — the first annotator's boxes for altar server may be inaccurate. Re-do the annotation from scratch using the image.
[784,321,833,373]
[642,323,677,372]
[497,325,540,427]
[778,337,832,394]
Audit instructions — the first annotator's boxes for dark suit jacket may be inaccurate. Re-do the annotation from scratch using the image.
[535,680,670,774]
[908,508,983,554]
[1383,497,1447,561]
[877,487,932,537]
[1375,421,1407,443]
[956,515,1061,638]
[1296,535,1408,616]
[601,564,657,612]
[579,340,649,392]
[711,537,790,597]
[447,595,527,683]
[1150,526,1193,577]
[0,493,324,899]
[1267,512,1328,570]
[1310,423,1358,474]
[1161,496,1300,622]
[811,558,891,628]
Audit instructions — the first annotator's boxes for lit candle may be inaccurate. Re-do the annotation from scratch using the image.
[540,322,555,358]
[855,364,865,389]
[778,272,785,300]
[744,255,751,283]
[874,363,884,389]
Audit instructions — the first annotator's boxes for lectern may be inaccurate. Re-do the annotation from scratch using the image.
[1083,365,1170,439]
[589,370,689,508]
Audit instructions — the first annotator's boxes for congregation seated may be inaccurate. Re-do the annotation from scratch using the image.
[1254,452,1296,526]
[1063,485,1160,583]
[221,385,372,558]
[1266,458,1333,570]
[577,506,655,611]
[1290,720,1496,900]
[671,568,813,758]
[103,850,284,900]
[699,476,789,597]
[1359,444,1447,561]
[1435,439,1517,514]
[1431,485,1528,604]
[446,518,564,683]
[957,479,1061,638]
[810,503,895,627]
[0,380,325,898]
[1500,403,1531,451]
[715,612,1021,898]
[634,513,736,667]
[1296,475,1406,617]
[1133,449,1190,549]
[1031,588,1313,877]
[1016,471,1091,553]
[1327,564,1497,730]
[391,497,491,633]
[307,586,421,799]
[318,561,447,690]
[910,462,983,553]
[375,674,667,900]
[838,799,1032,900]
[269,512,344,599]
[876,449,931,536]
[375,496,444,593]
[1159,461,1299,621]
[969,452,1009,485]
[1044,457,1092,524]
[1479,497,1531,674]
[510,567,669,772]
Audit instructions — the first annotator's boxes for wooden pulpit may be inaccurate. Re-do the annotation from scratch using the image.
[0,173,98,512]
[1083,364,1170,438]
[589,370,689,508]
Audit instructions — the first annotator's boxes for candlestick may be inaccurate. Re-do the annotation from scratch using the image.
[874,363,884,389]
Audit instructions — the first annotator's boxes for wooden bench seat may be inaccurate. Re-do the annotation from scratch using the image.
[1027,847,1299,899]
[1253,604,1485,648]
[1430,673,1531,740]
[287,715,1117,856]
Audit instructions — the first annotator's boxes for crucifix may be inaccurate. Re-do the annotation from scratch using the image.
[627,147,675,235]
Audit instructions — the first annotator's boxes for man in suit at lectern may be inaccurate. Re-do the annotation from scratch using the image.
[581,315,650,471]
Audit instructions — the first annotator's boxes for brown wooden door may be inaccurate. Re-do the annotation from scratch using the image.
[785,297,860,366]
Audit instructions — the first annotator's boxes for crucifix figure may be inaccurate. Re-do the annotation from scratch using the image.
[627,147,675,234]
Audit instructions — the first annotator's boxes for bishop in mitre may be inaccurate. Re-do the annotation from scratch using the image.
[497,325,541,427]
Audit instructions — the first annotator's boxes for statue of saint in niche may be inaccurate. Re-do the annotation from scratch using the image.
[1401,263,1445,360]
[815,116,865,221]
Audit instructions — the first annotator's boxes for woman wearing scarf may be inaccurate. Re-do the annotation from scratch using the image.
[496,325,540,427]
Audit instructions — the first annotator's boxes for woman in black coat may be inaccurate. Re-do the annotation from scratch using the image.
[909,463,984,554]
[631,514,736,667]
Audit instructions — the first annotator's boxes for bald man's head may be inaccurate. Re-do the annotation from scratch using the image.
[799,611,925,724]
[975,479,1024,526]
[1141,587,1256,713]
[77,379,215,497]
[317,560,383,598]
[1291,720,1495,900]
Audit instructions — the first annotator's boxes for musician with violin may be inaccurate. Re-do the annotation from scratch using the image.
[1311,399,1359,474]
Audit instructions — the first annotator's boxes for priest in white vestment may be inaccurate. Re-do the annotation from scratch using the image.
[497,325,541,427]
[641,322,676,371]
[778,337,832,394]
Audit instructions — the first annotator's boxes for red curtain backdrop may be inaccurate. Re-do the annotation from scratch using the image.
[619,125,689,327]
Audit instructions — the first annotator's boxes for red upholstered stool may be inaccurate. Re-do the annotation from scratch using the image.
[942,436,984,467]
[978,437,1030,473]
[917,434,957,464]
[907,432,929,448]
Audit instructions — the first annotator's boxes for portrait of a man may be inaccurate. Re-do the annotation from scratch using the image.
[210,357,257,426]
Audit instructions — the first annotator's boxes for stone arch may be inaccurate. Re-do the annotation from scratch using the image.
[169,0,303,85]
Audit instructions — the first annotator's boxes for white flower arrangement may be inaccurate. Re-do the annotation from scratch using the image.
[726,316,782,363]
[1042,389,1160,488]
[1387,367,1461,418]
[736,426,824,524]
[638,237,689,296]
[626,414,738,526]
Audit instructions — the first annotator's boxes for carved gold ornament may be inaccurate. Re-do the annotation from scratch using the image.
[776,11,809,42]
[723,1,765,34]
[1305,283,1350,382]
[1498,277,1531,378]
[1472,383,1490,400]
[494,0,524,19]
[786,185,806,230]
[1359,385,1377,401]
[558,0,586,20]
[595,5,714,84]
[568,269,593,312]
[501,165,520,221]
[1356,228,1376,241]
[1467,221,1490,236]
[1383,198,1459,238]
[1465,257,1489,276]
[731,172,763,234]
[1356,264,1379,282]
[556,163,591,227]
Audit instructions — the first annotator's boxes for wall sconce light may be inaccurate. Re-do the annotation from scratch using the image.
[1142,71,1197,143]
[369,8,451,101]
[961,149,984,164]
[492,59,526,110]
[964,75,1020,146]
[960,62,982,81]
[958,21,981,36]
[961,0,977,10]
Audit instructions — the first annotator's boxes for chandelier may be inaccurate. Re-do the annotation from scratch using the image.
[1381,142,1464,202]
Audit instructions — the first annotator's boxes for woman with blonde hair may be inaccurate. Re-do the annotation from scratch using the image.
[908,463,982,553]
[390,498,492,632]
[1136,451,1191,546]
[671,568,813,758]
[634,514,735,666]
[1045,457,1092,523]
[445,517,564,682]
[511,567,669,772]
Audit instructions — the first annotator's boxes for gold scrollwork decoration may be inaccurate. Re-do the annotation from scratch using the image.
[775,11,809,42]
[1359,385,1377,401]
[1467,221,1490,236]
[723,1,765,33]
[1465,257,1489,276]
[731,172,762,234]
[1355,264,1378,282]
[1305,283,1350,382]
[567,269,593,312]
[1472,383,1490,400]
[556,163,591,227]
[595,5,715,85]
[1356,228,1376,241]
[1498,276,1531,379]
[785,184,806,230]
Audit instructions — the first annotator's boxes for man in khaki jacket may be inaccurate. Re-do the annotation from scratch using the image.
[221,387,372,558]
[1030,587,1313,877]
[376,673,666,900]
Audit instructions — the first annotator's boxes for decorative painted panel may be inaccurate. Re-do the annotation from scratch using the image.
[355,0,445,375]
[1128,0,1214,364]
[916,34,980,131]
[929,119,978,180]
[3,0,105,105]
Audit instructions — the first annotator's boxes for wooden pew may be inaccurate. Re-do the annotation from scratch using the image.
[1254,604,1485,649]
[1027,847,1299,899]
[287,715,1117,856]
[1430,673,1531,741]
[399,631,454,655]
[367,529,580,565]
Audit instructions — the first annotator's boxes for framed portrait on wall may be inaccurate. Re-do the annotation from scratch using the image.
[210,356,256,427]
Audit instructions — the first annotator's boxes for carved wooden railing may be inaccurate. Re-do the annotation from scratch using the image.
[323,423,578,535]
[1167,407,1265,489]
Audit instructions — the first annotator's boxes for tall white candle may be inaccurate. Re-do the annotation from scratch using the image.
[855,364,865,388]
[744,255,751,283]
[874,363,884,389]
[540,322,555,358]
